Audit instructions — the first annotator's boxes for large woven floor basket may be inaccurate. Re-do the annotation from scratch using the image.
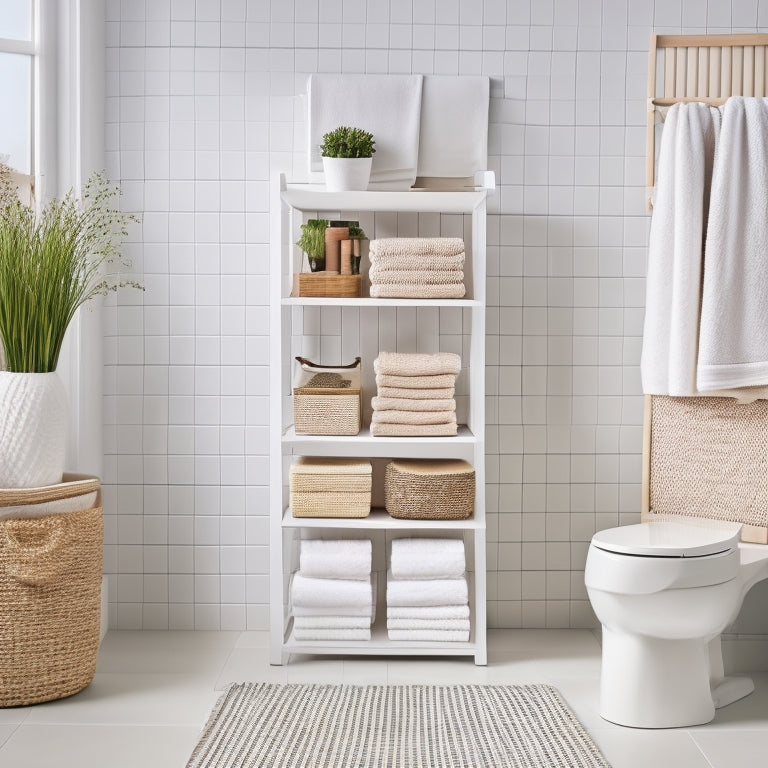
[0,478,103,707]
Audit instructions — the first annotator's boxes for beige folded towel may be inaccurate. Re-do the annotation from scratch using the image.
[376,373,457,389]
[369,237,465,257]
[370,283,466,299]
[368,254,465,271]
[369,269,464,286]
[374,352,462,377]
[377,386,456,400]
[371,409,456,425]
[372,396,456,412]
[371,421,458,437]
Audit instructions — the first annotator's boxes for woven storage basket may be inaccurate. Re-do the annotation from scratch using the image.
[289,457,372,494]
[385,459,475,520]
[0,476,103,707]
[291,492,372,519]
[293,357,361,436]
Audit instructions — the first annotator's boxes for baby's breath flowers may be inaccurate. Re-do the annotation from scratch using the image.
[0,165,141,372]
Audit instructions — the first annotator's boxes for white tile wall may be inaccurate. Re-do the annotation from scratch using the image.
[104,0,768,632]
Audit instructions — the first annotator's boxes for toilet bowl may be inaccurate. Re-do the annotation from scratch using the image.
[585,518,768,728]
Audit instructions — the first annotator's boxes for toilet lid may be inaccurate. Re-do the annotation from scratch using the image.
[592,520,742,558]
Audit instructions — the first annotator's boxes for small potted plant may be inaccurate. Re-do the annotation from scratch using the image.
[296,218,328,271]
[320,126,376,192]
[348,223,367,274]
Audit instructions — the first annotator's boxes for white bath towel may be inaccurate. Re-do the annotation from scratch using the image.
[369,238,465,258]
[371,421,458,437]
[370,283,467,299]
[299,539,372,580]
[386,618,470,631]
[697,97,768,390]
[293,616,371,630]
[294,628,371,641]
[386,604,470,620]
[641,102,721,396]
[386,570,468,607]
[374,352,462,377]
[371,396,456,412]
[387,629,469,642]
[291,572,373,610]
[371,409,457,426]
[375,373,458,390]
[290,573,377,619]
[390,538,466,580]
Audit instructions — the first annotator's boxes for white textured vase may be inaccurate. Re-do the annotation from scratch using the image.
[0,371,69,488]
[322,156,373,191]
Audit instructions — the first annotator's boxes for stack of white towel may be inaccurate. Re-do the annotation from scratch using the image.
[371,351,461,437]
[290,539,375,641]
[368,237,466,298]
[386,538,469,642]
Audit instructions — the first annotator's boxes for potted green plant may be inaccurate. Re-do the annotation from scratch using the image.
[296,218,328,271]
[320,126,376,192]
[0,164,140,488]
[348,223,367,274]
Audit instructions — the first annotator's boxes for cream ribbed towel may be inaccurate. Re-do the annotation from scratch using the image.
[372,396,456,412]
[369,269,464,286]
[386,618,470,631]
[377,386,455,400]
[368,254,465,271]
[371,410,456,425]
[386,604,470,619]
[299,539,372,580]
[376,373,457,389]
[387,629,469,642]
[374,352,461,377]
[293,616,371,629]
[390,538,466,579]
[386,570,468,606]
[371,421,458,437]
[369,237,465,257]
[370,283,466,299]
[294,628,371,641]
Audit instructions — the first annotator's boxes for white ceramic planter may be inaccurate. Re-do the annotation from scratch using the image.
[0,371,69,488]
[322,156,373,191]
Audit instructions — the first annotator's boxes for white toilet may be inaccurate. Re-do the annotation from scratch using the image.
[585,517,768,728]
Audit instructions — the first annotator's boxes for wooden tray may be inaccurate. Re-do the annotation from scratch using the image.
[293,273,362,298]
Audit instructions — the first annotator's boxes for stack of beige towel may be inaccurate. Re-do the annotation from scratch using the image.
[368,237,466,298]
[371,351,460,436]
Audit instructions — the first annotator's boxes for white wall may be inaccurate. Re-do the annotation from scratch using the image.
[103,0,768,638]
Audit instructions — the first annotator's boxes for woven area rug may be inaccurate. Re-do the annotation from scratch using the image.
[186,683,611,768]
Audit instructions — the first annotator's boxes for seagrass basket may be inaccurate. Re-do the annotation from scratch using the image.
[385,459,475,520]
[0,476,103,707]
[290,457,372,518]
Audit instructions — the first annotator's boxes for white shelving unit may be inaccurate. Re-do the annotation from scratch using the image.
[269,173,493,666]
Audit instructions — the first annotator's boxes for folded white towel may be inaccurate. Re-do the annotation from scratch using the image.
[698,97,768,390]
[291,572,373,610]
[370,283,466,299]
[386,570,468,607]
[371,421,458,437]
[387,629,469,642]
[294,615,371,630]
[641,102,721,396]
[294,628,372,641]
[372,396,456,413]
[369,238,465,257]
[371,409,457,425]
[386,604,470,620]
[390,538,466,579]
[386,618,470,631]
[299,539,372,580]
[376,386,456,401]
[374,352,462,377]
[376,373,457,390]
[290,573,377,619]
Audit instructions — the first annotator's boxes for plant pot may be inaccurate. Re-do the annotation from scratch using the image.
[322,157,373,192]
[0,371,69,488]
[307,255,325,272]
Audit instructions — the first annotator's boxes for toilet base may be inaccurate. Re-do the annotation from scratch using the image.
[599,629,754,728]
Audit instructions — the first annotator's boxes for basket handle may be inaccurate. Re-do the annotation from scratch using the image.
[2,516,68,585]
[295,356,361,370]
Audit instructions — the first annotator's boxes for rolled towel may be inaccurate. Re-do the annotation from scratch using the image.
[390,538,466,579]
[299,539,372,580]
[371,409,457,425]
[387,604,470,620]
[387,629,469,642]
[371,421,458,437]
[372,396,456,413]
[291,572,373,610]
[369,237,465,258]
[294,628,372,641]
[370,283,466,299]
[367,254,465,271]
[374,352,462,377]
[387,618,470,631]
[386,570,468,607]
[376,373,457,390]
[369,269,465,285]
[294,616,371,629]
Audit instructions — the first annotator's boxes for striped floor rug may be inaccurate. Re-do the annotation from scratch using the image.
[187,683,611,768]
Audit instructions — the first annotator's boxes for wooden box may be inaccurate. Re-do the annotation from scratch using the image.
[292,273,362,298]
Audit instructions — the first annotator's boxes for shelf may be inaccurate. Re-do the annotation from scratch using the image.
[283,507,482,530]
[282,297,481,308]
[281,185,488,214]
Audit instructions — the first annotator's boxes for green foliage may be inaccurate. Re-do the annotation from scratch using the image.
[296,218,328,259]
[320,126,376,159]
[0,166,141,372]
[348,224,366,239]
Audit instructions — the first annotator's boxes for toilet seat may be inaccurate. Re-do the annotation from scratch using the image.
[592,520,742,558]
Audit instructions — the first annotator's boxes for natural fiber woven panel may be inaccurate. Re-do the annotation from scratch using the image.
[385,459,474,520]
[648,396,768,532]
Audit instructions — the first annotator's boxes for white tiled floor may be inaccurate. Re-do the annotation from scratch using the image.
[1,629,766,767]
